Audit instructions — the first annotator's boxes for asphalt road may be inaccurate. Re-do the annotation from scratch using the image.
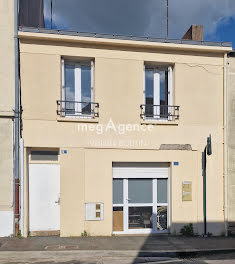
[1,252,235,264]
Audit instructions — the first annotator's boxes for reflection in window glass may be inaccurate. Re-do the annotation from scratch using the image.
[48,0,167,38]
[65,64,75,114]
[129,207,152,229]
[157,206,167,230]
[160,70,168,117]
[81,65,91,114]
[145,69,154,116]
[64,62,92,116]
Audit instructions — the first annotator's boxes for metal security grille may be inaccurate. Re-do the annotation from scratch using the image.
[140,104,179,120]
[56,100,99,117]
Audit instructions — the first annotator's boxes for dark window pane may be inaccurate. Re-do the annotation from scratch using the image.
[160,71,166,103]
[81,65,91,115]
[113,207,123,211]
[129,207,152,229]
[31,151,58,161]
[160,70,168,118]
[65,64,75,115]
[145,69,154,117]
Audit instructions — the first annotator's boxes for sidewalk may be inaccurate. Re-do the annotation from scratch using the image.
[0,235,235,256]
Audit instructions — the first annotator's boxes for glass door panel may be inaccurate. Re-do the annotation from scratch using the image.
[113,179,124,232]
[128,207,152,229]
[113,176,168,233]
[157,179,168,203]
[128,179,153,231]
[128,179,152,203]
[113,179,123,204]
[157,206,167,231]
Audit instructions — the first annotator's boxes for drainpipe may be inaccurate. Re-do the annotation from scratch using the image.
[20,139,24,236]
[224,53,228,236]
[14,0,20,236]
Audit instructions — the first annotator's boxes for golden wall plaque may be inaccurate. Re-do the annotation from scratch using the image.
[182,181,192,201]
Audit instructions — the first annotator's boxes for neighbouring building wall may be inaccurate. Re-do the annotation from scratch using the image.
[228,55,235,234]
[0,0,15,236]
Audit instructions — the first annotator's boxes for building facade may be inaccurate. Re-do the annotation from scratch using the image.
[0,0,15,237]
[17,29,232,237]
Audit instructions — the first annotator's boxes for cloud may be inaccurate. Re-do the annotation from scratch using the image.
[205,15,235,42]
[168,0,235,39]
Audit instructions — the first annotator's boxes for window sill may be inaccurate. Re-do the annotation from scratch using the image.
[141,119,179,126]
[57,116,99,123]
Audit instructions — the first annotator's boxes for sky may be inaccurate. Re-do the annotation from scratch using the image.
[44,0,235,47]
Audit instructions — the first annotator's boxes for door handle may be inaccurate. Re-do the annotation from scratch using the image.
[55,198,60,205]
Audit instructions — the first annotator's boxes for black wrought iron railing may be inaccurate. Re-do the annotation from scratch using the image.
[140,104,179,120]
[56,100,99,118]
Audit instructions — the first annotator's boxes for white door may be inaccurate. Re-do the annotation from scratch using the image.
[29,164,60,232]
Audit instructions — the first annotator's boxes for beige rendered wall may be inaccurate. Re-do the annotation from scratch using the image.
[0,0,15,236]
[59,147,223,236]
[228,56,235,227]
[19,35,226,236]
[0,0,15,112]
[0,119,13,209]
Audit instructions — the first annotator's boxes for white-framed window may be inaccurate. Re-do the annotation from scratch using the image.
[143,65,173,120]
[61,59,94,117]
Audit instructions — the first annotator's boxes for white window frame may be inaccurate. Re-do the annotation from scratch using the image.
[113,178,169,234]
[168,66,173,120]
[143,65,173,121]
[61,59,94,118]
[112,165,170,235]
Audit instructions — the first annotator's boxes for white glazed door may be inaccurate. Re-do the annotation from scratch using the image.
[113,165,169,234]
